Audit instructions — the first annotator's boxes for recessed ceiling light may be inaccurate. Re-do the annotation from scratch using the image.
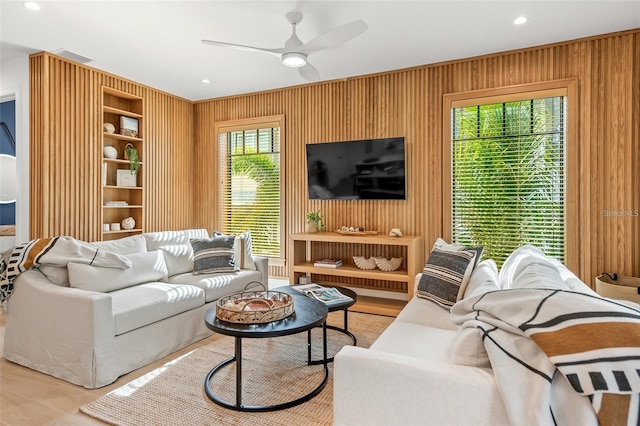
[23,1,40,11]
[514,16,528,25]
[202,79,210,84]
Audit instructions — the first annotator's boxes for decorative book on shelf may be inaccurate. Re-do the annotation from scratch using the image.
[292,284,353,306]
[313,258,343,268]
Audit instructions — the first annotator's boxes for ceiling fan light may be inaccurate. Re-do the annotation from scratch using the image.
[282,52,307,67]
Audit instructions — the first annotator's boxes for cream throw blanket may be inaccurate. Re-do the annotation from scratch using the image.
[0,236,132,310]
[451,288,640,425]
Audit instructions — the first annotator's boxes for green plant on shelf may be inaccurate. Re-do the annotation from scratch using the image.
[124,143,140,175]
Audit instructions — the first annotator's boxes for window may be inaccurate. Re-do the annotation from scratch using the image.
[216,116,285,259]
[444,81,577,268]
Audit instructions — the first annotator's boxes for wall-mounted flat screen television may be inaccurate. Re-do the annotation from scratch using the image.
[306,137,406,200]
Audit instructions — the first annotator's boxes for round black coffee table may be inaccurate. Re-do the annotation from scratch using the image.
[203,286,329,412]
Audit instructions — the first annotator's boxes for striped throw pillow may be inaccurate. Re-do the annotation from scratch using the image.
[417,248,477,309]
[190,235,239,275]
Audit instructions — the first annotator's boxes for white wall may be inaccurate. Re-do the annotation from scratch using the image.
[1,54,30,250]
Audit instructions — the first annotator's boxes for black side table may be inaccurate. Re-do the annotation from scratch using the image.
[287,284,358,364]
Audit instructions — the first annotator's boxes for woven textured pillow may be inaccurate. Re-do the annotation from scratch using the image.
[432,237,484,267]
[191,235,239,275]
[417,248,477,308]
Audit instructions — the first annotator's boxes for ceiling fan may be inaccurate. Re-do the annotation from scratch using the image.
[202,12,368,82]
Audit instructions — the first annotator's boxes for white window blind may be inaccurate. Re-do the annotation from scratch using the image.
[451,96,566,266]
[219,126,281,258]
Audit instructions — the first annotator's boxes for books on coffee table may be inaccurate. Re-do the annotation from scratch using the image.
[313,258,343,268]
[293,284,353,306]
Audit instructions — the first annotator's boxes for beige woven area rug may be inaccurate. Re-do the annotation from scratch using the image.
[80,311,393,426]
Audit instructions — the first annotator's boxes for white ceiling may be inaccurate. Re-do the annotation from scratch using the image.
[1,1,639,101]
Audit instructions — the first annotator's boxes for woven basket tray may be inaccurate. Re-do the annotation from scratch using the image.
[216,282,295,324]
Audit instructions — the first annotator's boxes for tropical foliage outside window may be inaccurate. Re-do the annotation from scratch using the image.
[451,95,566,266]
[219,125,282,258]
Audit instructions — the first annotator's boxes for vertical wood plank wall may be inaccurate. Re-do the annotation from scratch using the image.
[194,30,639,284]
[30,30,639,286]
[30,53,195,242]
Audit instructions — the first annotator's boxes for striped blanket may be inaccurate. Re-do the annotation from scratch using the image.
[451,288,640,425]
[0,237,132,310]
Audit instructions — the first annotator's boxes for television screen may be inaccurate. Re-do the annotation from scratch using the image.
[306,137,406,200]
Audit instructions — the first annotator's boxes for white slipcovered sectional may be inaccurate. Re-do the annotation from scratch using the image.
[333,245,634,425]
[3,229,267,389]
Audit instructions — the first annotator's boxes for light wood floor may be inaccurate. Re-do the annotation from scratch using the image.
[0,314,229,425]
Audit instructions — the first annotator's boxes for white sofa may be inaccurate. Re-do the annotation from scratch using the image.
[333,245,615,426]
[3,229,268,389]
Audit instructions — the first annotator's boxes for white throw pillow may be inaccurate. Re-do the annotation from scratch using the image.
[90,234,147,255]
[68,250,168,292]
[234,230,256,270]
[499,244,546,288]
[159,244,194,276]
[144,229,209,251]
[499,245,567,290]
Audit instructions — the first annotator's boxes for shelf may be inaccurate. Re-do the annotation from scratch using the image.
[103,205,143,208]
[293,262,410,283]
[350,295,406,317]
[103,158,144,165]
[103,228,143,235]
[103,132,143,143]
[104,185,143,190]
[103,105,143,118]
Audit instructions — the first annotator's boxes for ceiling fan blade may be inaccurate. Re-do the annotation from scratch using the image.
[299,62,320,82]
[300,20,368,55]
[201,39,284,56]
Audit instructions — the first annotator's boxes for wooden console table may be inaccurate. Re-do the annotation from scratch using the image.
[289,232,423,316]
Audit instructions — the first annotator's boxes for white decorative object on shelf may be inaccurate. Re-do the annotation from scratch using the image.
[389,228,403,237]
[110,222,121,231]
[374,257,403,272]
[103,146,118,159]
[353,256,377,270]
[121,217,135,230]
[104,123,115,133]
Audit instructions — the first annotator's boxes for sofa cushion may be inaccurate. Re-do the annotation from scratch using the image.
[433,237,484,267]
[144,229,208,251]
[90,234,147,255]
[68,250,168,293]
[417,248,477,308]
[191,235,239,275]
[159,244,194,276]
[110,282,205,335]
[396,295,458,331]
[370,321,459,363]
[168,269,263,302]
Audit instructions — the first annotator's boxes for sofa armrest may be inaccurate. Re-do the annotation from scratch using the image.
[4,269,115,386]
[252,255,269,288]
[334,346,509,426]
